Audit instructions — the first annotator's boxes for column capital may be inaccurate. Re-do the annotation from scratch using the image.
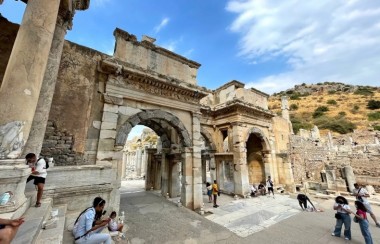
[57,7,74,30]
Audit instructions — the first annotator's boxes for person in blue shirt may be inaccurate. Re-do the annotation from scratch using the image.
[72,197,111,244]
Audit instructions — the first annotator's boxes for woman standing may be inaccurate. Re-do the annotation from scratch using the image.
[206,182,212,203]
[332,196,351,241]
[349,201,373,244]
[212,180,219,208]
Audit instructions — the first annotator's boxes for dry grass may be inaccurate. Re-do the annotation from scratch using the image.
[269,90,380,132]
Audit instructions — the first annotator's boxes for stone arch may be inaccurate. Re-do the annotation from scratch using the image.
[116,110,192,148]
[200,127,216,150]
[244,127,270,151]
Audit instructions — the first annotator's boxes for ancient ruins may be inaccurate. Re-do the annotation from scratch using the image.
[1,0,379,242]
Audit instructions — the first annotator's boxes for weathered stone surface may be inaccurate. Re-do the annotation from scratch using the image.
[101,121,117,130]
[92,121,101,129]
[98,139,115,151]
[102,112,118,123]
[103,104,119,113]
[118,106,141,116]
[99,129,117,139]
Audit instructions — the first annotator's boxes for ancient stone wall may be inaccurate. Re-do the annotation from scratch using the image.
[45,41,108,165]
[0,17,18,87]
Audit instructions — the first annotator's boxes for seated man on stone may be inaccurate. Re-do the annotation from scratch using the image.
[250,185,257,197]
[0,217,24,244]
[258,183,266,195]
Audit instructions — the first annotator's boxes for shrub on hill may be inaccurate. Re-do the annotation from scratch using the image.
[374,125,380,131]
[354,87,374,96]
[327,99,337,105]
[290,104,299,110]
[368,112,380,121]
[314,116,356,134]
[367,100,380,110]
[290,116,313,134]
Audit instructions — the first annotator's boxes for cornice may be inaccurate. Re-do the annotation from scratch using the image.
[99,59,208,105]
[74,0,90,10]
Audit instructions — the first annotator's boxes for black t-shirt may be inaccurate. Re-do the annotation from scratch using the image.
[297,194,309,201]
[258,184,264,189]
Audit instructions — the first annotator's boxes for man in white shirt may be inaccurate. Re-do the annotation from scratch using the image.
[25,153,47,208]
[250,185,257,197]
[266,176,274,198]
[353,183,380,227]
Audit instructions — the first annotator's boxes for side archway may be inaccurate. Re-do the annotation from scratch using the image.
[244,127,271,151]
[200,127,216,150]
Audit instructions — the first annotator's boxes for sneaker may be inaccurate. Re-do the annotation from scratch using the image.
[331,233,335,236]
[213,205,218,208]
[344,237,350,241]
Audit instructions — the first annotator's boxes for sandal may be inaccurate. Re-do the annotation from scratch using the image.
[35,202,41,207]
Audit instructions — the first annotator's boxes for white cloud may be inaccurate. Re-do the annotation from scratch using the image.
[154,17,170,33]
[226,0,380,94]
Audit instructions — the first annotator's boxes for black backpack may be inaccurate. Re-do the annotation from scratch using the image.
[38,157,49,169]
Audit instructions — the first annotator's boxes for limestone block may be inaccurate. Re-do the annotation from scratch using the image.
[103,104,119,113]
[92,121,101,129]
[102,112,118,123]
[104,93,123,105]
[101,122,117,130]
[85,139,99,151]
[98,139,115,151]
[118,106,141,116]
[97,151,123,161]
[366,185,376,195]
[100,130,117,139]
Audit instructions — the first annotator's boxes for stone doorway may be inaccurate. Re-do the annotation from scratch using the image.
[247,133,265,185]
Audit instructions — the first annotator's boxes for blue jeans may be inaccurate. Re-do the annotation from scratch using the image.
[333,213,351,240]
[358,219,373,244]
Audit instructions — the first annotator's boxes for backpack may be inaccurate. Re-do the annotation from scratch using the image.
[38,157,49,169]
[268,180,273,187]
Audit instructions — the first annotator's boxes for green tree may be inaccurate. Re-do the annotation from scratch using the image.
[367,100,380,110]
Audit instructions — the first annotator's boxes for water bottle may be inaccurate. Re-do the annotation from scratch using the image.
[0,192,11,205]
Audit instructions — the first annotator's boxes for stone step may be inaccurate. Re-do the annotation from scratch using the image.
[13,198,53,244]
[35,204,67,244]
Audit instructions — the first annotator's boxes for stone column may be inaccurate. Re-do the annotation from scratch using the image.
[170,161,180,197]
[145,150,153,190]
[263,152,272,178]
[192,112,203,210]
[181,147,193,209]
[23,9,72,156]
[136,148,142,177]
[121,152,126,179]
[344,166,356,193]
[209,154,216,182]
[232,124,250,196]
[0,0,61,159]
[160,149,170,196]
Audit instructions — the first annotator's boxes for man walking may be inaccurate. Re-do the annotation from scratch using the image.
[353,183,380,227]
[266,176,274,198]
[25,153,47,207]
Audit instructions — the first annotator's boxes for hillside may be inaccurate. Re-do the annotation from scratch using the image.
[269,82,380,134]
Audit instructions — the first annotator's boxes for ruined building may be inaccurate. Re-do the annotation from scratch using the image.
[0,0,293,225]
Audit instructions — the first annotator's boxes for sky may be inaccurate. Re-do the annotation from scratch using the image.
[1,0,380,138]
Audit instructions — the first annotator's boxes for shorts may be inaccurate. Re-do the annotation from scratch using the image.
[363,202,373,214]
[268,187,274,192]
[207,190,212,196]
[27,176,45,185]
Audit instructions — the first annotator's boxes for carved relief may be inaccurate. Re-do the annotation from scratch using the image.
[0,121,25,159]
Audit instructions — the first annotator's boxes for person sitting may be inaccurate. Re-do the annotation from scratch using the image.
[258,183,266,195]
[72,197,111,244]
[297,193,316,211]
[0,217,24,244]
[250,185,257,197]
[108,211,125,239]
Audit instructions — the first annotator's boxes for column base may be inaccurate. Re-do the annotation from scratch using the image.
[0,159,30,214]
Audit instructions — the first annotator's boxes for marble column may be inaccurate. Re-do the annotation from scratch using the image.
[181,147,193,209]
[0,0,61,159]
[344,166,356,192]
[232,124,249,196]
[136,148,142,176]
[192,112,203,210]
[160,149,170,196]
[23,9,71,156]
[170,161,180,197]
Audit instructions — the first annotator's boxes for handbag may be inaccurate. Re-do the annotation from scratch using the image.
[335,213,342,219]
[353,216,358,223]
[217,191,220,196]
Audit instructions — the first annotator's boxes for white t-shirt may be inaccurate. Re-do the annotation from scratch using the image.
[266,180,273,188]
[334,203,351,213]
[35,158,47,178]
[109,219,118,231]
[354,188,369,203]
[251,185,257,192]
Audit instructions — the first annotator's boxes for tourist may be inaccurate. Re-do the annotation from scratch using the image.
[108,211,125,239]
[72,197,111,244]
[258,183,266,195]
[206,182,212,203]
[266,176,274,198]
[353,183,380,227]
[250,184,257,197]
[296,193,316,211]
[25,153,47,207]
[332,196,351,241]
[0,217,24,244]
[349,200,373,244]
[212,180,219,208]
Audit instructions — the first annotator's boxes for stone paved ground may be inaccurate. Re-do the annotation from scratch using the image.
[119,180,380,244]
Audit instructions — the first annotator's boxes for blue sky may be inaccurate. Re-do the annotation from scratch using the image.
[2,0,380,95]
[2,0,380,139]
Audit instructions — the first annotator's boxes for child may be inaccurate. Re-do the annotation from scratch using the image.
[108,211,125,239]
[206,182,212,203]
[350,201,373,244]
